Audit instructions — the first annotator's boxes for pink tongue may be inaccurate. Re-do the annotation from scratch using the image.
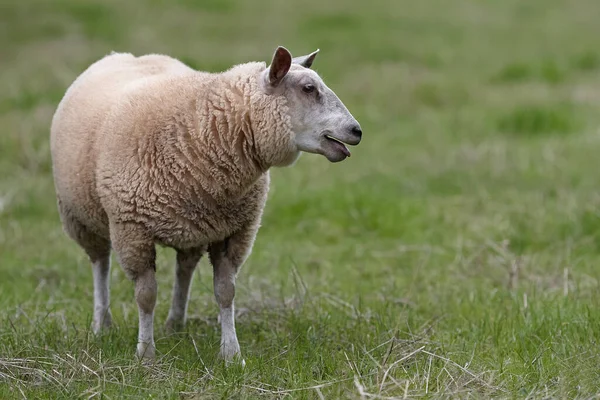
[333,140,351,157]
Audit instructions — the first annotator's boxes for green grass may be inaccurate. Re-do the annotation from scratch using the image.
[2,0,600,398]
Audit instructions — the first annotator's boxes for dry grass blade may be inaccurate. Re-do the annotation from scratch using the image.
[315,387,325,400]
[0,357,68,393]
[425,354,432,394]
[421,350,506,393]
[379,346,425,393]
[242,377,354,395]
[354,375,402,400]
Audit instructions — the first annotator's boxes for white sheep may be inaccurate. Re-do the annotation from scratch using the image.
[50,46,362,363]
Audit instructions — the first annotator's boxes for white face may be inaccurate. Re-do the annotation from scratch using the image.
[261,47,362,163]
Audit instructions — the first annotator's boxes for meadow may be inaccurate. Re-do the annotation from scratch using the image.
[2,0,600,398]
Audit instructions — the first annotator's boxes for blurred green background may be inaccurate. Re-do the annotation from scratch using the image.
[2,0,600,398]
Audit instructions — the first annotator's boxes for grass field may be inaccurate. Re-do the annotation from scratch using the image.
[2,0,600,398]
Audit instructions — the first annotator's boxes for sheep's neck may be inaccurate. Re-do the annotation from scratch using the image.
[213,65,297,169]
[172,83,266,203]
[157,68,294,204]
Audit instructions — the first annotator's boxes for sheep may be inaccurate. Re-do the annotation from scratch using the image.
[50,46,362,363]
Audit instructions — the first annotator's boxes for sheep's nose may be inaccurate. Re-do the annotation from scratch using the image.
[350,124,362,138]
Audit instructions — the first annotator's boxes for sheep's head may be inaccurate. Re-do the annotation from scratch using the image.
[261,46,362,163]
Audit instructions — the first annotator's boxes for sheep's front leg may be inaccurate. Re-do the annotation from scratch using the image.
[209,225,257,364]
[165,246,206,332]
[110,222,157,359]
[134,268,157,359]
[212,251,240,361]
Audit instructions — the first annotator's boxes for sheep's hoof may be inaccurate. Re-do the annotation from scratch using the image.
[164,318,184,334]
[220,343,245,368]
[136,342,156,360]
[222,353,246,368]
[91,313,112,335]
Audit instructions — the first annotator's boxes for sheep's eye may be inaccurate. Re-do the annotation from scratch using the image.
[302,84,316,94]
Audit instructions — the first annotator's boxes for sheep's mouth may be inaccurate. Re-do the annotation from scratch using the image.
[325,135,351,157]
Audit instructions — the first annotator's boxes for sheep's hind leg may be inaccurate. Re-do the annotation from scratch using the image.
[91,253,112,333]
[209,226,257,366]
[57,200,112,333]
[110,222,157,359]
[165,246,206,332]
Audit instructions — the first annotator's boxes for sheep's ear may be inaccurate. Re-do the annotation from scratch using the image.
[292,49,319,68]
[268,46,292,86]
